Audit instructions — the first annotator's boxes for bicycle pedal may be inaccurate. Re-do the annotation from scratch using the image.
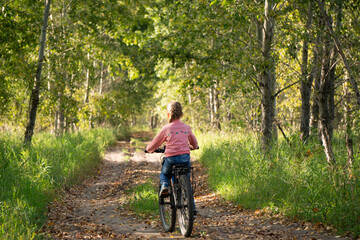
[159,188,170,198]
[159,192,169,198]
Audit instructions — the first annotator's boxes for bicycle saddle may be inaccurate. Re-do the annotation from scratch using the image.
[172,164,190,169]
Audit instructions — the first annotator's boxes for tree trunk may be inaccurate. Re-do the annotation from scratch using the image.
[154,115,158,129]
[343,75,354,170]
[84,52,90,103]
[208,85,221,131]
[58,90,65,135]
[209,87,215,128]
[317,0,360,106]
[213,81,221,130]
[188,91,195,127]
[327,0,343,139]
[150,115,155,129]
[260,0,277,153]
[310,33,322,132]
[54,110,58,134]
[300,0,313,143]
[327,54,335,140]
[319,118,336,166]
[54,89,65,136]
[318,13,336,165]
[99,61,104,95]
[24,0,51,144]
[319,48,334,165]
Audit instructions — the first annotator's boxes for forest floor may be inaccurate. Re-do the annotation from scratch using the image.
[42,132,352,239]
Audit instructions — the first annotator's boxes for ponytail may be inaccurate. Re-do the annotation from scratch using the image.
[167,101,183,123]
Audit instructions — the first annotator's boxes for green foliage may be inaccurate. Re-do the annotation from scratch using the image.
[197,131,360,236]
[115,126,132,141]
[0,128,116,239]
[1,0,160,132]
[0,1,41,118]
[1,0,360,138]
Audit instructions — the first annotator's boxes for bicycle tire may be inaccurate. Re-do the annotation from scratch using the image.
[159,183,176,232]
[177,174,194,237]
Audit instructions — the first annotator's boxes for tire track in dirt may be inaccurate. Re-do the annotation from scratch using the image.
[42,132,351,239]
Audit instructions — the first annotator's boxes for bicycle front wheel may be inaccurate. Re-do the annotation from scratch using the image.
[178,174,194,237]
[159,184,176,232]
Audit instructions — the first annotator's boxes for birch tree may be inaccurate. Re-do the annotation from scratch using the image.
[260,0,277,153]
[24,0,51,144]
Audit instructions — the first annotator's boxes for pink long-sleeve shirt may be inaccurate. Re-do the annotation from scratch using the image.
[146,119,198,157]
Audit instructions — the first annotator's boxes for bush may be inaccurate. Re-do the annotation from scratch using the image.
[0,128,116,239]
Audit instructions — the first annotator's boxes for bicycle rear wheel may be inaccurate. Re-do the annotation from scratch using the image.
[177,174,194,237]
[159,184,176,232]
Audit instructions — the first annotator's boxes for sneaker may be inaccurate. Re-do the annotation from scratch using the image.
[159,183,169,197]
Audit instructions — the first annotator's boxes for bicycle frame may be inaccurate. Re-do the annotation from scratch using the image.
[171,165,193,209]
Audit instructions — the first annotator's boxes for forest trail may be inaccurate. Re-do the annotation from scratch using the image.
[42,132,350,239]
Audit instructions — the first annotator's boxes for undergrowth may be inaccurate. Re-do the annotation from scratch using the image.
[196,131,360,237]
[0,128,116,239]
[126,180,158,219]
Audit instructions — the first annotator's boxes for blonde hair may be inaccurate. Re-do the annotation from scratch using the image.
[167,101,183,123]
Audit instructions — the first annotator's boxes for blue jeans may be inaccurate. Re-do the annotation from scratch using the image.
[160,154,191,185]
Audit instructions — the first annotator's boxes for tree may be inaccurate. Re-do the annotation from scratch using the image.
[24,0,51,144]
[300,0,314,142]
[260,0,277,153]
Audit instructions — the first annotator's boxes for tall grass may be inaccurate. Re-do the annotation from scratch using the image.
[0,128,116,239]
[196,131,360,236]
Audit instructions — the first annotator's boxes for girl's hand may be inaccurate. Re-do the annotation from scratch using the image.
[189,145,199,150]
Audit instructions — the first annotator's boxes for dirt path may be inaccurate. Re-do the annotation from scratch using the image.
[43,132,351,239]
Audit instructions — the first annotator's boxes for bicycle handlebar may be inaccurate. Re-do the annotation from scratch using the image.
[144,146,165,153]
[144,145,199,154]
[154,147,166,153]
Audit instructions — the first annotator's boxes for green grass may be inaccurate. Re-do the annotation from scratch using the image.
[130,137,147,149]
[126,180,158,219]
[196,130,360,237]
[115,126,132,140]
[0,128,116,239]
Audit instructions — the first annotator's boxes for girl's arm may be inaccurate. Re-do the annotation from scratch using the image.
[146,129,166,153]
[188,130,198,150]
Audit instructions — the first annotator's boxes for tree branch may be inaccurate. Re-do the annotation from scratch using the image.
[273,79,301,98]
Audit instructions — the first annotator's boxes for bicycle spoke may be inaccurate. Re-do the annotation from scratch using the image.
[177,175,194,237]
[159,184,176,232]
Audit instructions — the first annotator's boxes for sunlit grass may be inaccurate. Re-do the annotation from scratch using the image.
[123,154,131,162]
[126,180,158,219]
[130,137,147,149]
[196,130,360,236]
[0,128,116,239]
[115,126,131,140]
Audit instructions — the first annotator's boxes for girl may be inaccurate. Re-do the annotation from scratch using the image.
[146,101,198,197]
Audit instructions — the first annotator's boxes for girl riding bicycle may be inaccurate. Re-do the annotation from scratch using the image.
[146,101,198,197]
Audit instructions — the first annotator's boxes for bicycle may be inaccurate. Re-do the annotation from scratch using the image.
[146,147,196,237]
